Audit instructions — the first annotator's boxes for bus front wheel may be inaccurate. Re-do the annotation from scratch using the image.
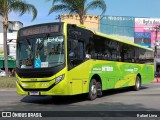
[88,79,97,100]
[134,76,141,91]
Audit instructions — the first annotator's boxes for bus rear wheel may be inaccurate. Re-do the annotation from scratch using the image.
[88,79,97,100]
[134,76,141,91]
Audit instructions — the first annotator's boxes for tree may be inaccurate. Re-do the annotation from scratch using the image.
[0,0,37,77]
[48,0,106,24]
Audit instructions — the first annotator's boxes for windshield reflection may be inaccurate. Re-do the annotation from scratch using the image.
[17,36,64,69]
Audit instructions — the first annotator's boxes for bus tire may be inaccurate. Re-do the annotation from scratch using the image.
[88,79,97,100]
[134,76,141,91]
[97,81,102,97]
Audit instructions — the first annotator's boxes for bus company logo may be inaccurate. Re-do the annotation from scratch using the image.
[36,37,63,44]
[125,68,138,72]
[133,68,138,72]
[125,69,134,72]
[102,66,113,72]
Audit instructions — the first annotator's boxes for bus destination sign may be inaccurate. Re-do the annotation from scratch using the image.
[19,24,60,36]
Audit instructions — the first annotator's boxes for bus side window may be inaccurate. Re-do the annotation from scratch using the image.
[77,41,85,60]
[86,40,94,59]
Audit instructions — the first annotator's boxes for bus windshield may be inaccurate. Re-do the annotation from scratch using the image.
[17,35,64,69]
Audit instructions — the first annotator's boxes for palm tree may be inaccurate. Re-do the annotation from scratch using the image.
[0,0,37,77]
[48,0,106,24]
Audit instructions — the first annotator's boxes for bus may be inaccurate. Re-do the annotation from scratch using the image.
[16,22,154,100]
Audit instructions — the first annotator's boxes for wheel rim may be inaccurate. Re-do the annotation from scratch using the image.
[91,84,97,96]
[136,78,140,88]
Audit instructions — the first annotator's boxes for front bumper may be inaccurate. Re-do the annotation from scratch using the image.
[16,79,70,96]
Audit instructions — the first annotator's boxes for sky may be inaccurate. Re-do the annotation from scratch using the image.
[9,0,160,27]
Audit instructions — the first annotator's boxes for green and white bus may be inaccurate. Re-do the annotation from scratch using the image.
[16,22,154,100]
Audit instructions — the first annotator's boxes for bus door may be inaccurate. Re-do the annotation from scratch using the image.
[68,39,85,95]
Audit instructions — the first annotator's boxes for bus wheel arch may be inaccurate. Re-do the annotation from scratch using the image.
[88,74,102,100]
[134,74,141,91]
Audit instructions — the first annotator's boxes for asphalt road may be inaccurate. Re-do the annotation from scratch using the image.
[0,83,160,120]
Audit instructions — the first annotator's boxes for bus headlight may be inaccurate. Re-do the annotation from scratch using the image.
[55,74,65,84]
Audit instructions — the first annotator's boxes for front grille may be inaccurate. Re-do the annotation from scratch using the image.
[18,72,53,78]
[16,64,65,78]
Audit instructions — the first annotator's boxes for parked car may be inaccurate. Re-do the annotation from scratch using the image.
[0,70,6,77]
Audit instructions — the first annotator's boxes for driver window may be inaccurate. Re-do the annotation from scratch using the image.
[69,40,77,58]
[68,39,85,69]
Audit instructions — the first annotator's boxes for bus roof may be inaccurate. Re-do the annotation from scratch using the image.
[94,31,153,51]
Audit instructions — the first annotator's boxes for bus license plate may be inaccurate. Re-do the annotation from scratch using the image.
[29,91,39,95]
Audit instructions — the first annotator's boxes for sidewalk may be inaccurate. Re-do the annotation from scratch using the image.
[152,77,160,83]
[0,88,16,91]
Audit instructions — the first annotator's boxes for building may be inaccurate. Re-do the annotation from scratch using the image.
[60,14,100,32]
[0,15,23,69]
[100,16,135,42]
[0,21,23,58]
[134,18,160,72]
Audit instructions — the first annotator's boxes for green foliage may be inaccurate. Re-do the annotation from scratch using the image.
[48,0,107,24]
[0,0,37,21]
[0,77,16,88]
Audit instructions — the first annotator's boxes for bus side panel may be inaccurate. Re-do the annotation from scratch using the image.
[140,64,154,84]
[89,61,121,90]
[67,60,93,95]
[67,60,154,95]
[89,61,139,90]
[67,60,118,95]
[117,63,154,87]
[89,61,154,90]
[116,63,142,88]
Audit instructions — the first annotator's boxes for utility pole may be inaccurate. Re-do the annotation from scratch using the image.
[154,25,160,73]
[154,25,160,56]
[155,25,160,42]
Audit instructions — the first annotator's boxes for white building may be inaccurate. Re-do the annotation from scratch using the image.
[0,18,23,59]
